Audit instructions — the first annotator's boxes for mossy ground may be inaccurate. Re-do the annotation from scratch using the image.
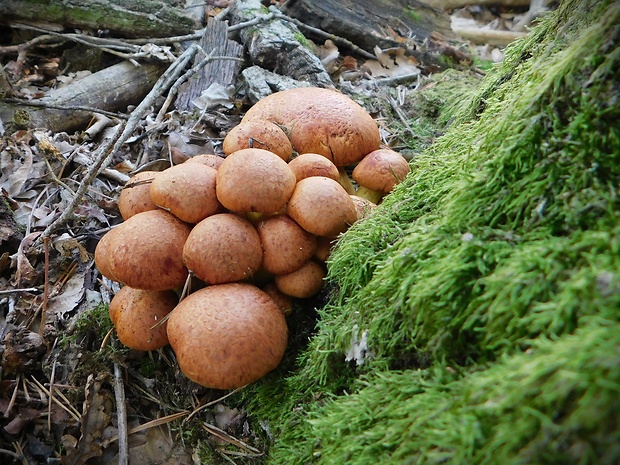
[239,0,620,463]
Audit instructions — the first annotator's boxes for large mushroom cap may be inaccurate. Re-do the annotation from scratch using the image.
[223,120,293,162]
[183,213,263,285]
[256,215,317,275]
[118,171,159,220]
[109,286,177,351]
[216,148,296,214]
[95,210,190,291]
[150,162,221,224]
[287,176,358,237]
[242,87,380,167]
[167,283,288,390]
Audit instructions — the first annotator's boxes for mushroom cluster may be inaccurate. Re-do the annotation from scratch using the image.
[95,87,410,390]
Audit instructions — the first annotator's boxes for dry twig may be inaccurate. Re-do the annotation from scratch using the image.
[113,362,129,465]
[35,43,201,246]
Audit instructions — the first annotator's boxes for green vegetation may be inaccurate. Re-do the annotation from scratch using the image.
[404,7,420,22]
[240,0,620,463]
[60,303,114,350]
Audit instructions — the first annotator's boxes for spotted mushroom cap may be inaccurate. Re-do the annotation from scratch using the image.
[242,87,380,167]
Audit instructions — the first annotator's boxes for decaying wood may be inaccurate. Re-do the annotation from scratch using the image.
[452,27,528,46]
[0,0,201,38]
[231,0,334,88]
[282,0,455,52]
[0,61,166,134]
[424,0,531,9]
[174,19,244,112]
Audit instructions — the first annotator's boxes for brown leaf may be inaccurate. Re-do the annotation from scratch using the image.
[13,232,42,287]
[63,374,111,465]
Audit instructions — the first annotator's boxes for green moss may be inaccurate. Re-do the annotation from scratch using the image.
[60,303,114,349]
[293,31,310,48]
[308,320,620,465]
[404,7,420,22]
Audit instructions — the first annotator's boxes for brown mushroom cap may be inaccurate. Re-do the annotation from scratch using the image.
[350,194,377,220]
[287,176,357,237]
[184,153,225,170]
[94,226,120,282]
[166,283,288,389]
[118,171,159,220]
[223,120,293,162]
[288,153,340,183]
[216,148,297,215]
[242,87,380,167]
[262,282,294,317]
[150,162,221,224]
[256,215,317,275]
[183,213,263,285]
[95,210,190,291]
[314,235,337,263]
[109,286,177,351]
[352,148,411,195]
[274,260,326,298]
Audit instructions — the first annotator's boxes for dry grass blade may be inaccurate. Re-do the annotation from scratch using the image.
[29,376,81,422]
[106,411,190,443]
[201,422,262,455]
[185,387,244,422]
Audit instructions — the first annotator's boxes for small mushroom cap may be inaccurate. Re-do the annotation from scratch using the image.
[352,148,411,194]
[262,282,294,316]
[150,162,221,224]
[95,210,190,290]
[256,215,317,275]
[118,171,159,220]
[274,260,326,298]
[288,153,340,183]
[109,286,177,351]
[287,176,357,237]
[314,235,337,263]
[184,153,225,170]
[183,213,263,285]
[242,87,380,167]
[167,283,288,389]
[350,194,377,220]
[216,148,297,214]
[223,120,293,162]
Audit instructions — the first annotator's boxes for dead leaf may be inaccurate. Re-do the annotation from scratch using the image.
[361,46,421,79]
[53,233,91,262]
[63,374,111,465]
[47,272,86,322]
[13,232,42,287]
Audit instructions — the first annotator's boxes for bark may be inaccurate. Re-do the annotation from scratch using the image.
[0,0,200,38]
[174,19,244,112]
[231,0,334,88]
[0,61,165,133]
[424,0,531,9]
[282,0,456,52]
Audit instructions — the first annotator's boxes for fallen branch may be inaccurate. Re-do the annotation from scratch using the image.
[452,27,528,46]
[36,43,201,245]
[424,0,531,9]
[113,362,128,465]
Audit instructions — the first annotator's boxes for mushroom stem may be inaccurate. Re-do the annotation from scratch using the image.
[338,167,356,194]
[354,185,383,204]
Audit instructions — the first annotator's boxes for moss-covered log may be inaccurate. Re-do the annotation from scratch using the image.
[241,0,620,463]
[0,0,199,38]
